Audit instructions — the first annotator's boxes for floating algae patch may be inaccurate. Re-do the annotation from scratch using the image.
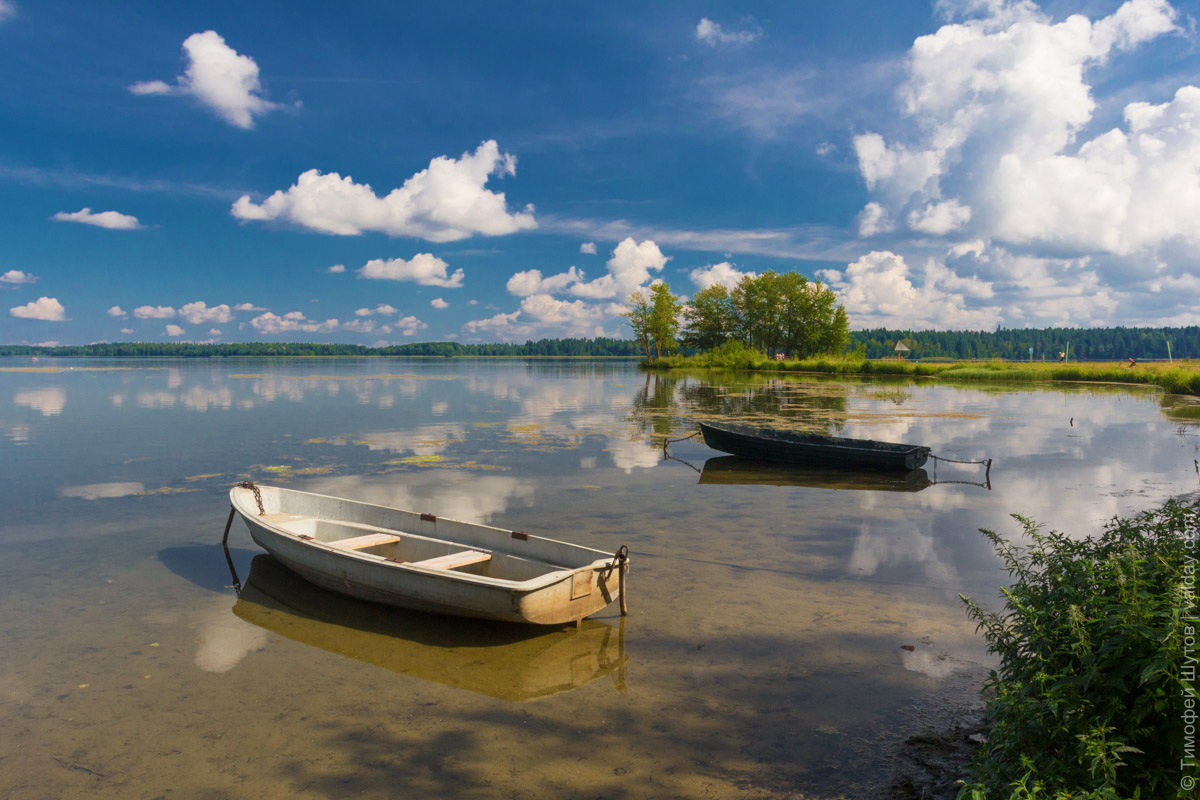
[413,436,465,449]
[292,466,335,475]
[183,473,223,482]
[389,455,444,465]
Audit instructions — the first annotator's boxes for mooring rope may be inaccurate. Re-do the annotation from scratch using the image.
[930,454,992,467]
[930,455,993,490]
[607,545,630,617]
[662,430,701,447]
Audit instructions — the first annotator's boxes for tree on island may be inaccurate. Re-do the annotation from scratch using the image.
[673,271,849,359]
[623,290,654,360]
[624,283,683,360]
[648,282,681,359]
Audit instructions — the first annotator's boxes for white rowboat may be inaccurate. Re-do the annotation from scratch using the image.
[228,483,627,626]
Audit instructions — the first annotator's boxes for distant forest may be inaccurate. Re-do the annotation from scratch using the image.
[0,337,643,358]
[0,327,1196,360]
[849,326,1199,360]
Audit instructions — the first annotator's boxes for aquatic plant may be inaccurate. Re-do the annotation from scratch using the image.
[957,500,1197,799]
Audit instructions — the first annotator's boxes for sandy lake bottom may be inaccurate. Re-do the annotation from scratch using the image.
[2,358,1197,799]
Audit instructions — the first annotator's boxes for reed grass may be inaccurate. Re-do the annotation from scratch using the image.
[645,350,1200,397]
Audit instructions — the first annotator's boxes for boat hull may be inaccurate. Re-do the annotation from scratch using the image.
[699,421,930,471]
[230,485,624,626]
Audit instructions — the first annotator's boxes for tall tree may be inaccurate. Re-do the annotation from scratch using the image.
[648,282,681,359]
[733,271,784,354]
[681,283,737,351]
[623,290,654,359]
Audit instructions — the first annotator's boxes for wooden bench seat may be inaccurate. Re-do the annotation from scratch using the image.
[407,550,491,570]
[328,532,404,550]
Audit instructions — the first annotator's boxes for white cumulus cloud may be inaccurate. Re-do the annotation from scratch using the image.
[327,264,345,273]
[464,293,618,341]
[696,17,761,47]
[689,262,756,291]
[819,251,1002,330]
[579,242,597,255]
[133,305,175,319]
[129,30,282,129]
[506,266,584,296]
[354,304,397,316]
[179,301,233,324]
[853,0,1188,254]
[342,318,378,333]
[249,311,339,335]
[856,202,895,237]
[358,254,464,287]
[0,269,36,285]
[165,324,185,337]
[908,199,972,235]
[231,140,536,242]
[430,298,449,309]
[570,238,669,299]
[394,315,428,336]
[52,208,142,230]
[10,296,66,321]
[107,306,127,317]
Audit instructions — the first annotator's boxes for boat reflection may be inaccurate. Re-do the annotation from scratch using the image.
[229,554,628,701]
[698,456,934,491]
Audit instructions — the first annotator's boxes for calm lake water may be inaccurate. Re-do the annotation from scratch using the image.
[2,358,1197,799]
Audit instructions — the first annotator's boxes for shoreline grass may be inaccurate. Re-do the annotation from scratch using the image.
[644,348,1200,397]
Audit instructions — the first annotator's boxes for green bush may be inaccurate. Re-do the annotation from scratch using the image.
[959,500,1197,799]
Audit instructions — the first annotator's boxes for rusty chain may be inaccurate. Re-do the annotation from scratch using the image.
[237,481,264,515]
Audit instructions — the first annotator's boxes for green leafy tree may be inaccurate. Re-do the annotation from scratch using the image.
[732,271,784,354]
[725,271,848,358]
[818,305,850,354]
[648,282,682,359]
[623,290,654,360]
[681,283,737,351]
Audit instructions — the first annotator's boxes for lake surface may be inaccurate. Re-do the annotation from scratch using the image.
[2,358,1197,799]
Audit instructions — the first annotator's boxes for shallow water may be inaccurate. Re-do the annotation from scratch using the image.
[1,358,1197,799]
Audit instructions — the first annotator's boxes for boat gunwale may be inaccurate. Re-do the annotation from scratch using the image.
[230,486,615,595]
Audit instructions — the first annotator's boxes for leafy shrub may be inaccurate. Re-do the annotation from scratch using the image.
[959,500,1197,799]
[692,341,770,369]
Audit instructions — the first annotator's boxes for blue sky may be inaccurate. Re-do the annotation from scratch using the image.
[1,0,1197,345]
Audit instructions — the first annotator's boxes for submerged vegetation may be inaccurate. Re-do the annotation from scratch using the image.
[958,500,1197,799]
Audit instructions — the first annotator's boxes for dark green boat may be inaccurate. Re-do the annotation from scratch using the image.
[698,421,931,471]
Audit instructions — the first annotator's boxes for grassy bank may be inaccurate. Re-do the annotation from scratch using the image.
[957,499,1196,799]
[644,345,1200,397]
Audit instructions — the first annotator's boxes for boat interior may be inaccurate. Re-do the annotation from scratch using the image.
[261,513,571,582]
